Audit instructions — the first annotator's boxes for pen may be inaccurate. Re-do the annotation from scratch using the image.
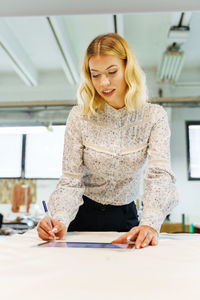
[42,200,55,237]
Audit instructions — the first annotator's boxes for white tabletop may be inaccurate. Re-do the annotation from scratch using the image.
[1,230,200,300]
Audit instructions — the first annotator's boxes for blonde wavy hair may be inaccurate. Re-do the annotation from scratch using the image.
[78,33,148,115]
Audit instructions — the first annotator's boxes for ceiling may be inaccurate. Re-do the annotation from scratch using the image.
[0,0,199,16]
[0,4,200,108]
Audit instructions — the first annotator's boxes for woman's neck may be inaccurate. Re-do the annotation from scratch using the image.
[105,100,125,110]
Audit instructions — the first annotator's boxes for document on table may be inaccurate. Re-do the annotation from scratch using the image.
[37,241,135,249]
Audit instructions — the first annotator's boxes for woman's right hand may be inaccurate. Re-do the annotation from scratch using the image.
[37,217,66,241]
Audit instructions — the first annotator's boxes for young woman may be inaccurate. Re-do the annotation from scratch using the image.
[37,33,178,249]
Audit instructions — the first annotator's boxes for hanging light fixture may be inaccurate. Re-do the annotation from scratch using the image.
[157,43,185,83]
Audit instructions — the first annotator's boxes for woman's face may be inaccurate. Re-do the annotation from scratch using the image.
[89,55,127,109]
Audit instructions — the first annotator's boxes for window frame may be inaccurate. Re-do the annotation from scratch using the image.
[0,123,65,180]
[186,121,200,181]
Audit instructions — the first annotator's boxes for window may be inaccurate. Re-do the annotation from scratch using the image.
[0,134,22,178]
[0,125,66,179]
[25,125,65,178]
[186,121,200,180]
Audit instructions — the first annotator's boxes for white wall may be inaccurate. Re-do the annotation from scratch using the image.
[36,179,58,208]
[170,106,200,225]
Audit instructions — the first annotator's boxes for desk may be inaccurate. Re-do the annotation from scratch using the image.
[161,223,190,233]
[0,230,200,300]
[161,223,200,233]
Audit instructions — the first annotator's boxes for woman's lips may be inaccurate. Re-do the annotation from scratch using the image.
[102,89,115,97]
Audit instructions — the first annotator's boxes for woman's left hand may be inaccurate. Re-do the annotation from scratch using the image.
[111,225,158,249]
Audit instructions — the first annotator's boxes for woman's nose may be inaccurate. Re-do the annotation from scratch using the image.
[100,74,110,87]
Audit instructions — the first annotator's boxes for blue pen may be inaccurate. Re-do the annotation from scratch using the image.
[42,200,55,237]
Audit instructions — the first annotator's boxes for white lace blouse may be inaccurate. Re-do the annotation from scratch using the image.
[48,102,179,233]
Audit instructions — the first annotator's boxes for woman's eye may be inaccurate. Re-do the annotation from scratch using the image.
[92,74,99,78]
[108,70,117,75]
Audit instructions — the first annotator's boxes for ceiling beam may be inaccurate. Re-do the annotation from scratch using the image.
[47,16,79,85]
[107,15,115,33]
[0,110,73,123]
[0,100,77,107]
[0,97,200,108]
[0,19,38,86]
[150,96,200,103]
[115,14,124,37]
[0,0,200,17]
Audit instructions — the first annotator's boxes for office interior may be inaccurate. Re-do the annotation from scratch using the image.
[1,8,200,235]
[1,2,200,300]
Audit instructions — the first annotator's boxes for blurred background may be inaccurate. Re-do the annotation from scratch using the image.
[0,1,200,233]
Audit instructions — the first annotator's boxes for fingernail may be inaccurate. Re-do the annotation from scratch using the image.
[127,236,131,241]
[52,228,58,233]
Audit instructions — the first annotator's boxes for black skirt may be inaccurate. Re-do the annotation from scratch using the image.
[68,195,139,232]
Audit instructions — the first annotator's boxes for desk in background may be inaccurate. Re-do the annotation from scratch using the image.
[161,223,200,233]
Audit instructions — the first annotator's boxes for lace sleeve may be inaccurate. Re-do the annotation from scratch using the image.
[48,106,85,229]
[139,105,179,233]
